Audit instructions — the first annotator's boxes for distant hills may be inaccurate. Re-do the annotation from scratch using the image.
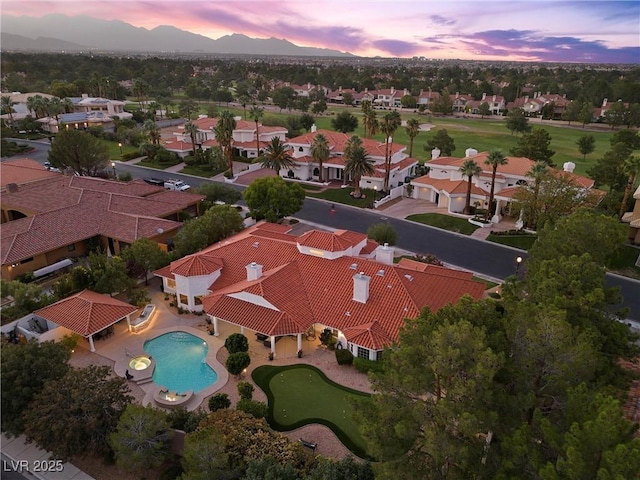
[0,14,354,57]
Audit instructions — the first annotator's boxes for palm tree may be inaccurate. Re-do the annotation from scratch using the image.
[61,97,74,114]
[361,100,372,137]
[26,95,45,119]
[262,137,295,174]
[380,111,402,191]
[143,119,161,145]
[183,121,199,156]
[1,95,16,126]
[526,161,548,228]
[365,109,378,139]
[620,155,640,219]
[459,160,482,215]
[238,95,251,119]
[310,133,330,183]
[249,105,264,160]
[344,141,374,198]
[405,118,421,157]
[484,149,508,221]
[214,110,237,173]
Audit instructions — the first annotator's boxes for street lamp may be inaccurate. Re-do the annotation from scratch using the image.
[111,162,116,178]
[374,185,378,200]
[118,142,123,157]
[515,256,523,276]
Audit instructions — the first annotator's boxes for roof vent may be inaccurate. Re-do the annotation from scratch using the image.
[404,274,414,282]
[345,311,351,316]
[6,183,18,193]
[377,269,385,277]
[252,241,260,248]
[349,263,358,270]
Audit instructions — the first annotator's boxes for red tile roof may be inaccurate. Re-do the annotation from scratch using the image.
[342,321,392,350]
[0,159,60,188]
[412,177,487,196]
[162,222,486,350]
[1,177,201,265]
[34,290,137,336]
[171,252,224,277]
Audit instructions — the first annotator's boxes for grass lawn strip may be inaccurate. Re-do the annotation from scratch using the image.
[486,233,537,250]
[252,364,373,460]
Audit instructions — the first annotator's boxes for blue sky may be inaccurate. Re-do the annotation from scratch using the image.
[4,0,640,62]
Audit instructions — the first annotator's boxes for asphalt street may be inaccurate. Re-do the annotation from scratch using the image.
[4,140,639,322]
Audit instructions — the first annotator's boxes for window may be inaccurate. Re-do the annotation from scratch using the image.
[67,243,75,252]
[357,346,369,359]
[376,350,383,361]
[166,279,176,289]
[298,146,304,152]
[194,295,203,305]
[179,294,188,305]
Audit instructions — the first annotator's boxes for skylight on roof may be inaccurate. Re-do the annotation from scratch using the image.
[349,263,357,269]
[404,274,414,281]
[377,269,385,277]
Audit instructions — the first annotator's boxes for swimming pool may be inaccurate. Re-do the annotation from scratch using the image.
[143,331,218,394]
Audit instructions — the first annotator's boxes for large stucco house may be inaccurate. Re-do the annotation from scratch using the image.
[165,115,287,159]
[410,150,598,222]
[155,222,486,361]
[622,184,640,245]
[284,127,418,191]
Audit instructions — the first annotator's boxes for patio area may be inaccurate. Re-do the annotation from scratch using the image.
[67,277,375,458]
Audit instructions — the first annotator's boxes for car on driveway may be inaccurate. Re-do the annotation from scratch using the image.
[143,178,165,186]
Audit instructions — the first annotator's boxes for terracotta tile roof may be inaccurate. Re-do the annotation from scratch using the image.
[397,258,473,279]
[171,252,225,277]
[287,129,405,159]
[412,177,487,196]
[494,186,521,199]
[619,358,640,435]
[342,321,392,350]
[164,140,193,151]
[361,239,379,255]
[1,177,199,265]
[34,289,137,336]
[165,223,486,349]
[0,159,60,188]
[297,230,361,252]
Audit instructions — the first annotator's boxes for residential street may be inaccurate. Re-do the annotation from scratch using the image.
[3,143,639,322]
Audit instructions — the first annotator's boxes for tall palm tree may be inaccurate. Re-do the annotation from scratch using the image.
[143,119,161,145]
[1,95,16,126]
[183,121,199,156]
[238,95,251,119]
[380,111,402,191]
[214,110,237,173]
[526,161,548,228]
[459,160,482,215]
[310,133,330,183]
[344,142,374,198]
[365,109,379,139]
[61,97,74,114]
[484,149,508,221]
[405,118,421,157]
[249,105,264,160]
[262,137,295,174]
[26,95,45,119]
[620,155,640,219]
[361,100,372,137]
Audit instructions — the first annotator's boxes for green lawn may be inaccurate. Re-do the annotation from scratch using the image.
[486,233,538,250]
[100,139,139,160]
[136,158,181,170]
[307,186,376,208]
[406,213,479,235]
[252,364,373,459]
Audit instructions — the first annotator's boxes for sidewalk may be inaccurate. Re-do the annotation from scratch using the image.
[1,433,95,480]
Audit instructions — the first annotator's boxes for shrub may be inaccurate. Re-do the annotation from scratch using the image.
[326,336,337,350]
[166,407,206,433]
[225,333,249,354]
[367,222,397,245]
[208,393,231,412]
[226,352,251,376]
[237,381,254,400]
[354,357,384,374]
[236,399,267,419]
[118,171,133,182]
[335,348,354,365]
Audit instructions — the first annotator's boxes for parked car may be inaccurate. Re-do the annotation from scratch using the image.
[143,178,165,186]
[43,161,61,173]
[164,179,190,191]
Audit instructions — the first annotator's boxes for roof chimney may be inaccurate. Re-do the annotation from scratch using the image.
[311,124,317,133]
[246,262,263,281]
[482,92,486,100]
[375,243,394,265]
[563,162,575,173]
[352,272,370,304]
[431,147,441,160]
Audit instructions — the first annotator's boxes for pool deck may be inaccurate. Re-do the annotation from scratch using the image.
[68,277,374,458]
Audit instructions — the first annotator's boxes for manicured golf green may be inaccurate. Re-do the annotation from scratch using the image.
[252,364,372,459]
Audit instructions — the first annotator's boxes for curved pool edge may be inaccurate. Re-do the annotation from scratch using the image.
[114,326,229,411]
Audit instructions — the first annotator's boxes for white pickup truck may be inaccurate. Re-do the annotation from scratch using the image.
[164,179,190,191]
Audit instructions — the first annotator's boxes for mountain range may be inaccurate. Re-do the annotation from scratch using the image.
[0,14,354,57]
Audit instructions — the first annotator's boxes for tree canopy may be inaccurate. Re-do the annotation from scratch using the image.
[243,176,305,223]
[331,111,359,133]
[510,127,556,166]
[424,128,455,156]
[23,365,133,460]
[48,128,110,176]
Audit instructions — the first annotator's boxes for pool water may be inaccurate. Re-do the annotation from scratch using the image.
[144,331,218,394]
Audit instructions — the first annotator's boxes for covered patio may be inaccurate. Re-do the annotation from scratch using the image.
[34,289,138,352]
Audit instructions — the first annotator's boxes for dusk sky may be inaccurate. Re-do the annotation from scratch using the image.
[4,0,640,63]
